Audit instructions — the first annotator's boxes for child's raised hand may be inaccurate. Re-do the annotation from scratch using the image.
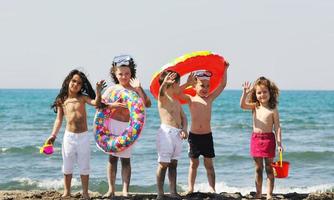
[225,61,230,68]
[186,72,196,85]
[242,81,251,94]
[164,72,177,84]
[96,80,107,93]
[109,98,127,109]
[130,78,141,89]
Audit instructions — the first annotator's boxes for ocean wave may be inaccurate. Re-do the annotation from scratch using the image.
[1,178,333,195]
[179,182,334,195]
[0,177,81,190]
[0,146,38,154]
[0,145,61,155]
[286,151,334,161]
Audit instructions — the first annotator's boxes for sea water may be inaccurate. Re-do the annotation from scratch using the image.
[0,89,333,194]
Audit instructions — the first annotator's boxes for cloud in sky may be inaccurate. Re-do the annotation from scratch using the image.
[0,0,333,90]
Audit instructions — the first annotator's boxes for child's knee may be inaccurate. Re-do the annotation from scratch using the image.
[121,158,131,167]
[190,160,199,169]
[159,162,169,169]
[255,165,264,174]
[265,165,274,177]
[204,158,214,169]
[169,160,178,168]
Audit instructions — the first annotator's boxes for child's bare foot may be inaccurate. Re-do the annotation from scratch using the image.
[255,193,262,199]
[61,192,71,198]
[102,191,114,198]
[81,192,90,200]
[208,187,216,193]
[266,194,273,200]
[122,191,129,197]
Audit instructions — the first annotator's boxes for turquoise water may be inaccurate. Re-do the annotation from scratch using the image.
[0,89,333,194]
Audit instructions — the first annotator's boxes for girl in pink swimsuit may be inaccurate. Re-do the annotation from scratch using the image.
[240,76,283,200]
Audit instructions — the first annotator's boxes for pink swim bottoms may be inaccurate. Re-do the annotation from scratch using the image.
[250,132,276,158]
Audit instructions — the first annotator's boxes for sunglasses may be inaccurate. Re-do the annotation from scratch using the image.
[113,55,133,67]
[194,70,212,78]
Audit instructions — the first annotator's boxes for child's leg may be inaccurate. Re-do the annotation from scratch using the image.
[63,174,72,197]
[188,158,199,193]
[80,174,89,199]
[203,157,215,193]
[105,155,118,197]
[120,158,131,196]
[168,159,179,195]
[156,162,169,197]
[265,158,275,199]
[253,157,264,198]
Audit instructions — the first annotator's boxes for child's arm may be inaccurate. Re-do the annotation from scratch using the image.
[47,106,64,144]
[130,78,152,108]
[273,108,283,152]
[158,72,176,100]
[178,72,195,103]
[180,108,188,139]
[85,80,106,107]
[210,62,229,100]
[240,81,256,110]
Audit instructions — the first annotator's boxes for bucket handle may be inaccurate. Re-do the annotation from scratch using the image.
[279,151,283,167]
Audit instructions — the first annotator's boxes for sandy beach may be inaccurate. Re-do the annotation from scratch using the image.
[1,190,333,200]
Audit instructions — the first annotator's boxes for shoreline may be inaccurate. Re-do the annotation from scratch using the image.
[1,190,333,200]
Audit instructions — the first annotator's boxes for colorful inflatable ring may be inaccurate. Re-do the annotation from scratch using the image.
[150,51,227,104]
[93,89,145,153]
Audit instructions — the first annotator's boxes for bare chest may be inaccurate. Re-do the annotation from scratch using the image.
[253,107,274,127]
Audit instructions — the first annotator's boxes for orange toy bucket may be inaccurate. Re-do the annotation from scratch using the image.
[271,152,290,178]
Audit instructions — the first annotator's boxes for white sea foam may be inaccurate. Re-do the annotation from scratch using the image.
[180,182,334,195]
[12,177,81,189]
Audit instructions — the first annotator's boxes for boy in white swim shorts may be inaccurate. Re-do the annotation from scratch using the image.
[156,124,183,163]
[156,70,188,199]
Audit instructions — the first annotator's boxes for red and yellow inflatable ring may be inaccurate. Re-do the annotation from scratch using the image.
[150,51,227,104]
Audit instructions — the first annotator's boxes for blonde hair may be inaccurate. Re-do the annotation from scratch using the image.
[248,76,279,109]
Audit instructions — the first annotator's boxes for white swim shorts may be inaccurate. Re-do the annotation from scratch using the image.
[62,130,90,175]
[156,124,183,163]
[106,118,133,158]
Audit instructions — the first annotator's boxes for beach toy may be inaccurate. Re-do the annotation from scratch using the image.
[150,51,227,104]
[271,151,290,178]
[93,88,145,153]
[39,141,54,155]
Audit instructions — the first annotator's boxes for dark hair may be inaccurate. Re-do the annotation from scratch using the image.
[158,70,180,86]
[249,76,279,109]
[110,58,136,84]
[51,69,96,113]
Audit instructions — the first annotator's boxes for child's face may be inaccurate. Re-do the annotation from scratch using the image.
[69,74,82,94]
[115,66,131,86]
[194,79,210,97]
[255,84,270,105]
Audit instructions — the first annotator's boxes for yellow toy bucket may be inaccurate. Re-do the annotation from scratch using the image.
[271,151,290,178]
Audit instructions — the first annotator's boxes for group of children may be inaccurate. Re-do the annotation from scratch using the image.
[46,55,283,200]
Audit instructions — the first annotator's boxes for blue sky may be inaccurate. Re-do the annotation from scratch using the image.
[0,0,333,90]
